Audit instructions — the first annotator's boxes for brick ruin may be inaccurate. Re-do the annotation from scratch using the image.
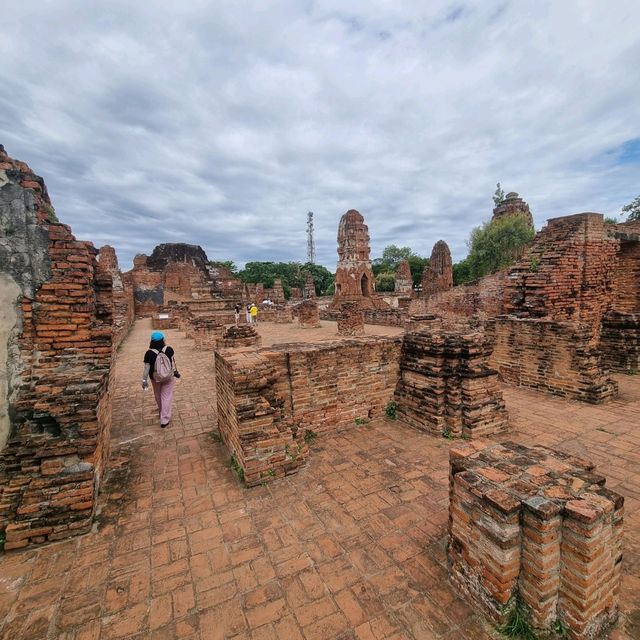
[421,240,453,297]
[127,243,218,315]
[215,337,401,485]
[219,324,261,349]
[394,259,413,294]
[337,301,365,336]
[303,271,316,299]
[97,245,134,346]
[296,299,321,328]
[449,441,622,639]
[331,209,388,309]
[410,211,638,403]
[491,191,534,228]
[394,330,508,439]
[0,146,114,549]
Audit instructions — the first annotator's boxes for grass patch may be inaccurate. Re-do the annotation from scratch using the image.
[355,417,369,426]
[0,533,4,551]
[385,401,397,420]
[627,368,638,376]
[304,429,317,445]
[499,601,537,640]
[46,205,58,223]
[229,454,244,482]
[442,427,454,439]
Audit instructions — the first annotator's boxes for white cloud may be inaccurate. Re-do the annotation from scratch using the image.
[1,0,639,269]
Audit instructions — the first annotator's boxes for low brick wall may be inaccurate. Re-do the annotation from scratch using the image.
[449,441,623,639]
[258,304,293,323]
[600,311,640,372]
[394,330,508,438]
[488,316,617,403]
[215,337,402,485]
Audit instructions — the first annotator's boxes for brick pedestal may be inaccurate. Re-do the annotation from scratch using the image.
[337,302,364,336]
[448,441,623,639]
[219,325,261,349]
[395,330,508,438]
[297,299,321,328]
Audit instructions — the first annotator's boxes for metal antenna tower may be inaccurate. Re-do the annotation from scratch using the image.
[306,211,316,264]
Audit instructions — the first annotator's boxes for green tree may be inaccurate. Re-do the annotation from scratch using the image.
[452,259,473,285]
[493,182,505,207]
[237,261,334,298]
[465,213,535,280]
[301,262,335,296]
[407,255,429,287]
[208,260,238,274]
[375,272,396,292]
[622,195,640,221]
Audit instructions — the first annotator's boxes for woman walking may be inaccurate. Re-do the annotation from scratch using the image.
[142,331,179,427]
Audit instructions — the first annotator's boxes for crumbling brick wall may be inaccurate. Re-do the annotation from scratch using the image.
[488,317,617,403]
[97,245,134,346]
[215,337,401,485]
[219,325,261,349]
[394,330,508,438]
[0,146,113,549]
[410,270,507,321]
[449,441,622,640]
[600,229,640,370]
[126,243,216,315]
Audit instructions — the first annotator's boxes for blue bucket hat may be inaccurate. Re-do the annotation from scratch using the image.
[151,331,165,342]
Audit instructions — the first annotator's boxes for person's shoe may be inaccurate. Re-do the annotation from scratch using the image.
[161,422,169,428]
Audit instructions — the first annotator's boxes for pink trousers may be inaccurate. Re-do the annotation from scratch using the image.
[151,377,175,424]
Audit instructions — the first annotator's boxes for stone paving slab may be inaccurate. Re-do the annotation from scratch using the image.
[0,319,638,639]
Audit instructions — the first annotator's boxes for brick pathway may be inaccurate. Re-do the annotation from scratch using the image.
[0,319,638,639]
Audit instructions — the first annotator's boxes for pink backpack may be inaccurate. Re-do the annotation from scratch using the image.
[152,347,174,383]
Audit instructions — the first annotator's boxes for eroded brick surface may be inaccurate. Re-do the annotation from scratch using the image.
[0,320,638,640]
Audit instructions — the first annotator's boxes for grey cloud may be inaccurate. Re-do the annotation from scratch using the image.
[1,0,639,272]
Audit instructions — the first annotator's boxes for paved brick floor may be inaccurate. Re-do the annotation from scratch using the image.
[255,320,404,347]
[0,319,638,640]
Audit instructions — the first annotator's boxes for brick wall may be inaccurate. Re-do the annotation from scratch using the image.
[0,146,113,548]
[504,213,618,330]
[215,337,401,485]
[488,317,617,403]
[97,245,134,346]
[600,311,640,372]
[449,441,623,639]
[409,270,507,321]
[394,331,508,438]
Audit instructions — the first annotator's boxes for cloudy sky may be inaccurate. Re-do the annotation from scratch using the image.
[1,1,639,270]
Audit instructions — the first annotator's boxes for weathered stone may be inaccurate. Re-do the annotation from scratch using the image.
[219,324,261,349]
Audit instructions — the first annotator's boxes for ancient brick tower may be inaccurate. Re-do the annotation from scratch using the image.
[331,209,387,309]
[492,191,533,229]
[421,240,453,296]
[394,259,413,294]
